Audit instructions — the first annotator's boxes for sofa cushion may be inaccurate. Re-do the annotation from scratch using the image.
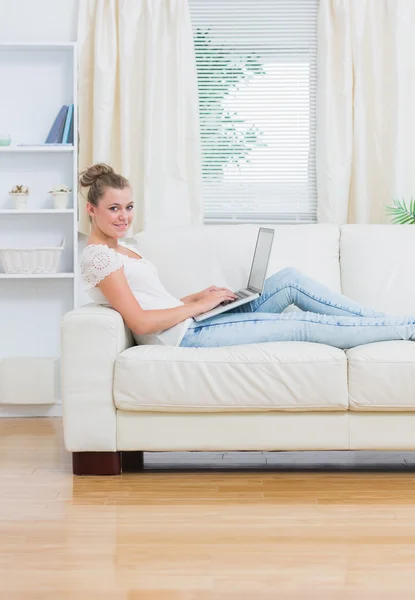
[204,223,342,295]
[131,225,228,300]
[113,342,348,412]
[347,341,415,411]
[340,225,415,315]
[133,223,341,301]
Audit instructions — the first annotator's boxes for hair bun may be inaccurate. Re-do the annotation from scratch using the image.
[79,163,114,187]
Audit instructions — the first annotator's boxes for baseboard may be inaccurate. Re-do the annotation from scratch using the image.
[0,403,62,418]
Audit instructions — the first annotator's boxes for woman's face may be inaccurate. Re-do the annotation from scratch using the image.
[88,186,134,238]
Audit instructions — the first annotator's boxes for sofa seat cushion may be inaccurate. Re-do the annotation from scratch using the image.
[113,342,348,412]
[347,341,415,411]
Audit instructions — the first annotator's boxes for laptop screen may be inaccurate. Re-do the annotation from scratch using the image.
[247,228,275,293]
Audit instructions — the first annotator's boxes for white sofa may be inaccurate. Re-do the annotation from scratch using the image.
[61,224,415,475]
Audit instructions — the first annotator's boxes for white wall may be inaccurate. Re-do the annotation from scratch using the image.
[0,0,79,418]
[0,0,78,43]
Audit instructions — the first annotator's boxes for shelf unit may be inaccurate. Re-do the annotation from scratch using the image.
[0,146,74,153]
[0,209,74,214]
[0,273,75,279]
[0,42,78,413]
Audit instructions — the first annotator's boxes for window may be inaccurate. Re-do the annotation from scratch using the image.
[189,0,318,223]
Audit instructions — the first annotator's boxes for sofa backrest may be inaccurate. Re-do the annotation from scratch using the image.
[340,225,415,315]
[133,223,341,300]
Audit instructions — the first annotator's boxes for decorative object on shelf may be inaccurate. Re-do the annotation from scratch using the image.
[9,184,30,210]
[49,185,72,209]
[385,197,415,224]
[0,133,11,146]
[45,103,74,144]
[0,357,58,405]
[0,238,65,274]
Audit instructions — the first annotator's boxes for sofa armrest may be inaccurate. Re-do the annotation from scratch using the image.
[61,304,134,452]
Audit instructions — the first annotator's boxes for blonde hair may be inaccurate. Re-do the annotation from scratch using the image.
[79,163,130,208]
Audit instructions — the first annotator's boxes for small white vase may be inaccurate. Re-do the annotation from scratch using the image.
[52,192,70,209]
[11,193,29,210]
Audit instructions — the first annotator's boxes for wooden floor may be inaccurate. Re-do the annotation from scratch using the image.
[2,420,415,599]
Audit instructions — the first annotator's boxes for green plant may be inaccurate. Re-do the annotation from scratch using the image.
[385,197,415,224]
[194,28,266,179]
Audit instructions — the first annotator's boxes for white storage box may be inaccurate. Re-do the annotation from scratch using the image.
[0,357,59,404]
[0,239,65,274]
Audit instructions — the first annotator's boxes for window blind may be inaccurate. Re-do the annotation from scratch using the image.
[189,0,318,223]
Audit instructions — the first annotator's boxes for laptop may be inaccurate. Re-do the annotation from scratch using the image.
[193,227,275,322]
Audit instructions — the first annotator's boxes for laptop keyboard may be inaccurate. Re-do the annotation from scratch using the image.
[220,291,250,306]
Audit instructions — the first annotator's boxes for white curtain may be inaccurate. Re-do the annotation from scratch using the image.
[317,0,415,224]
[77,0,203,235]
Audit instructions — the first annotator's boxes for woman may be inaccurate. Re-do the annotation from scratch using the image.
[80,163,415,349]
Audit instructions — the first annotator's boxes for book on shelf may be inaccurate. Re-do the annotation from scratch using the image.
[45,105,68,144]
[45,104,74,144]
[62,104,73,144]
[54,106,68,143]
[68,105,74,144]
[8,105,75,148]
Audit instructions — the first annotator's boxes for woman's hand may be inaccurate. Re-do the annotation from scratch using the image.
[195,286,236,302]
[181,286,237,305]
[193,288,238,315]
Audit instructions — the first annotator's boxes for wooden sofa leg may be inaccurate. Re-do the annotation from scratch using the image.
[122,451,144,472]
[72,451,121,476]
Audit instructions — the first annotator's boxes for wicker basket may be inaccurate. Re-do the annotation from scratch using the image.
[0,239,65,274]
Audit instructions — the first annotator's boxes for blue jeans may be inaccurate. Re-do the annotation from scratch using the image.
[179,267,415,349]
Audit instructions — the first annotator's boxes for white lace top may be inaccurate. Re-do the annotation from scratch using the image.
[80,242,192,346]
